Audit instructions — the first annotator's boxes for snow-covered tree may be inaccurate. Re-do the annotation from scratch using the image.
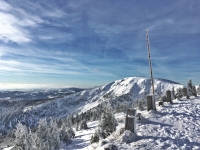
[114,102,121,113]
[98,106,117,139]
[14,122,27,149]
[175,88,183,99]
[192,86,197,97]
[90,130,99,144]
[60,123,71,145]
[79,120,88,130]
[65,118,75,138]
[187,79,197,97]
[48,119,60,150]
[197,85,200,95]
[91,110,98,121]
[171,87,176,100]
[14,122,33,150]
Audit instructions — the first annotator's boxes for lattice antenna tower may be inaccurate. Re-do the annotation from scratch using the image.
[146,30,156,111]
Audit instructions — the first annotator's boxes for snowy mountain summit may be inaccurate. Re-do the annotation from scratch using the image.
[20,77,183,121]
[0,77,183,132]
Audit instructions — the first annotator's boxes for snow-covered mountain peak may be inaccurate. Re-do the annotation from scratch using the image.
[0,76,184,133]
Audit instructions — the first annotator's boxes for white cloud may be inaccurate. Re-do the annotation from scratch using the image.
[0,58,81,75]
[0,11,32,43]
[0,1,45,43]
[0,83,71,90]
[0,1,12,11]
[43,9,65,18]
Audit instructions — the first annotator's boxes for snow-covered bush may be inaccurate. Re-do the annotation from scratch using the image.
[116,127,125,136]
[175,88,183,99]
[66,127,75,139]
[98,139,108,147]
[121,130,136,143]
[161,96,167,102]
[99,143,118,150]
[90,130,99,143]
[138,99,146,110]
[79,120,88,130]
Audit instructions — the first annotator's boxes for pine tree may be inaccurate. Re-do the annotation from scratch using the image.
[79,120,88,130]
[98,106,117,138]
[91,110,97,121]
[197,85,200,95]
[114,102,121,113]
[36,118,50,149]
[187,79,197,97]
[90,130,99,144]
[171,87,176,99]
[14,122,31,150]
[188,79,193,97]
[60,123,71,145]
[176,88,183,99]
[48,119,60,150]
[65,117,75,138]
[192,86,197,97]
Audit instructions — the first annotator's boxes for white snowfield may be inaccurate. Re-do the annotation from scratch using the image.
[60,97,200,150]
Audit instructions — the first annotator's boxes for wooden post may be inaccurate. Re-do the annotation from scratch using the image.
[147,96,153,111]
[166,90,172,104]
[182,88,189,99]
[125,109,137,133]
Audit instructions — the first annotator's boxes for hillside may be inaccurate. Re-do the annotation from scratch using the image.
[0,77,183,134]
[62,96,200,150]
[22,77,182,116]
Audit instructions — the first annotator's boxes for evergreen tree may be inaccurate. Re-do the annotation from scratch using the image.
[48,119,60,150]
[192,86,197,97]
[79,120,88,130]
[35,118,50,149]
[187,79,197,97]
[176,88,183,99]
[91,110,97,121]
[114,102,121,113]
[65,118,75,138]
[90,130,99,144]
[197,85,200,95]
[171,87,176,99]
[14,122,29,150]
[98,106,117,138]
[60,123,71,145]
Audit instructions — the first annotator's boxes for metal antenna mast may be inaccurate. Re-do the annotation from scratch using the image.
[146,30,156,111]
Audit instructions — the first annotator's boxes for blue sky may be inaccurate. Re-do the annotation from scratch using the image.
[0,0,200,88]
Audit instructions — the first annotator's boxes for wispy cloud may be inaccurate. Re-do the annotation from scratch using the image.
[0,0,200,86]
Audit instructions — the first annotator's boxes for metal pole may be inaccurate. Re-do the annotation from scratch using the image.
[146,30,156,111]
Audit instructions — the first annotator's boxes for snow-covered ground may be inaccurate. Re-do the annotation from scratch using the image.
[58,96,200,150]
[1,77,199,149]
[60,121,99,150]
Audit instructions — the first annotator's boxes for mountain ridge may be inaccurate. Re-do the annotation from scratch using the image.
[0,76,183,133]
